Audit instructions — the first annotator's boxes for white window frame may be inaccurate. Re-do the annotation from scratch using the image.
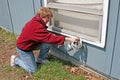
[44,0,109,48]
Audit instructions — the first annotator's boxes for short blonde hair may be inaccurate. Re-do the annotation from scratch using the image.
[37,7,53,18]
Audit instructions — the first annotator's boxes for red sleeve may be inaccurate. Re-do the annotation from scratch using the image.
[31,24,65,45]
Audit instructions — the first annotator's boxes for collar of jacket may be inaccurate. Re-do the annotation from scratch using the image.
[35,15,48,28]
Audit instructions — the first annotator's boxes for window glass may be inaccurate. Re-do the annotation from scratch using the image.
[46,0,109,48]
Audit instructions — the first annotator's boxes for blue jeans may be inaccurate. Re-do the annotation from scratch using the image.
[15,43,50,73]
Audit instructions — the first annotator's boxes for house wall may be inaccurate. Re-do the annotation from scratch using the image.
[0,0,42,34]
[110,0,120,78]
[0,0,13,32]
[0,0,120,79]
[49,0,120,79]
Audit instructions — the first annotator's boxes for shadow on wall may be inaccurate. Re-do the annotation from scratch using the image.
[72,44,88,64]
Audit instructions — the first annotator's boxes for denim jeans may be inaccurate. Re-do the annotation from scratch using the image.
[15,43,50,73]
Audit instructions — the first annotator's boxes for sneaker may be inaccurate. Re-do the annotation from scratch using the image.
[36,58,49,64]
[10,55,16,67]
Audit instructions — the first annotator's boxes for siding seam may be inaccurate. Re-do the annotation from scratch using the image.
[6,0,14,34]
[32,0,35,15]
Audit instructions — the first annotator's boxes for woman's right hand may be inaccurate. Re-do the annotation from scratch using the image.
[65,37,80,43]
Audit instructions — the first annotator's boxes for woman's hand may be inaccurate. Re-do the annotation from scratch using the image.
[65,37,80,43]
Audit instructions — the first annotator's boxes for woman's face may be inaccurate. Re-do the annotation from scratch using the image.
[44,16,51,24]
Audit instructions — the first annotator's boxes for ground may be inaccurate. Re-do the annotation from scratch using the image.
[0,29,30,80]
[0,29,108,80]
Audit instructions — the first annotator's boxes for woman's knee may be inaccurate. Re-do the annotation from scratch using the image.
[28,66,37,73]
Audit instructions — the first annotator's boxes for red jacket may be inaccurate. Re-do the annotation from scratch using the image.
[16,15,65,51]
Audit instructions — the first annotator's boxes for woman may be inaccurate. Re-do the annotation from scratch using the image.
[10,7,79,73]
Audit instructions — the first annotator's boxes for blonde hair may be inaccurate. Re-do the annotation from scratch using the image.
[37,7,53,18]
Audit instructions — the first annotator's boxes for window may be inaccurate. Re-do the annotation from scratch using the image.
[44,0,109,48]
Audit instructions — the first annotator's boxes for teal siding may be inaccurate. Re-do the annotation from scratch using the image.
[0,0,120,79]
[8,0,35,35]
[50,0,120,79]
[34,0,42,14]
[86,0,120,76]
[0,0,13,32]
[0,0,42,35]
[111,0,120,78]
